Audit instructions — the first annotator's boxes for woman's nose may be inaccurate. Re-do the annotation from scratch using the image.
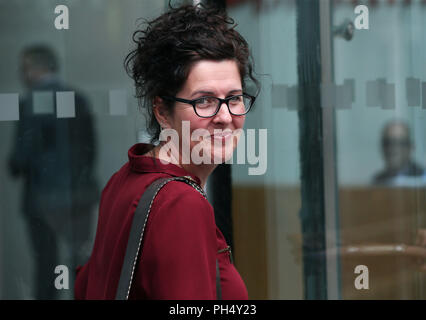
[212,102,232,124]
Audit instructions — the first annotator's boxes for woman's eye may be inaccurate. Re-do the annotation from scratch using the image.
[196,97,215,106]
[229,96,242,103]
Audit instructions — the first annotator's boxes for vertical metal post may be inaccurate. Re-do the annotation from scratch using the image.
[201,0,226,9]
[296,0,327,300]
[296,0,342,300]
[209,164,234,249]
[319,0,342,300]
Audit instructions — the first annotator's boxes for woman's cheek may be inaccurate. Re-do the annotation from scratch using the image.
[235,115,245,130]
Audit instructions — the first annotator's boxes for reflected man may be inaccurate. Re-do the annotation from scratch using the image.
[373,120,426,186]
[8,45,98,299]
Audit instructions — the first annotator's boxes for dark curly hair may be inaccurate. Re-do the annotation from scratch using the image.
[124,3,260,143]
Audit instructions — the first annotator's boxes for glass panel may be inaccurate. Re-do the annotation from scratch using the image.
[333,0,426,299]
[0,0,164,299]
[230,0,426,300]
[228,0,305,299]
[3,0,424,301]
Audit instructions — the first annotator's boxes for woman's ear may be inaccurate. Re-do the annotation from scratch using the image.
[152,96,170,129]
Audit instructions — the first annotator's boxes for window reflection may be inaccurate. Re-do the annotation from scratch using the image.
[1,0,426,300]
[7,44,98,299]
[373,120,426,186]
[333,0,426,300]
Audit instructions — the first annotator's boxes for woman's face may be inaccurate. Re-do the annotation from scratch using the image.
[161,59,246,165]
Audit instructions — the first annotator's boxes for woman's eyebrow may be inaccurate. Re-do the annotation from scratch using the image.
[190,89,243,98]
[228,89,243,95]
[190,90,215,98]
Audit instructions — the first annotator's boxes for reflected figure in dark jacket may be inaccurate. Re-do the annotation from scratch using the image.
[373,120,426,186]
[8,45,99,299]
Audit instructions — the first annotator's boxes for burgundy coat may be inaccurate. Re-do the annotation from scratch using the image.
[74,143,248,300]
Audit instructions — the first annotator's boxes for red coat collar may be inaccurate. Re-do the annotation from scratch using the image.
[128,143,202,186]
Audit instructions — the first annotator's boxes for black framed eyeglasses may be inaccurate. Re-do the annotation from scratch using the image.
[161,93,256,118]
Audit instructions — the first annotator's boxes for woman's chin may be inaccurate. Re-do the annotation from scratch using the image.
[210,147,235,165]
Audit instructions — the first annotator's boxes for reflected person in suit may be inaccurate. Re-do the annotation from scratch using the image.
[8,45,99,299]
[373,120,426,186]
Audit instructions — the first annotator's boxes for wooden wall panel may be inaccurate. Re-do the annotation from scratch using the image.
[232,186,268,299]
[232,185,426,300]
[339,187,426,299]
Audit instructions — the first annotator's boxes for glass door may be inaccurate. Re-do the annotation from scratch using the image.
[228,0,426,300]
[2,0,425,300]
[0,0,164,299]
[331,0,426,299]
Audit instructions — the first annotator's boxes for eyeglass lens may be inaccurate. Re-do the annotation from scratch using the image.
[195,95,252,117]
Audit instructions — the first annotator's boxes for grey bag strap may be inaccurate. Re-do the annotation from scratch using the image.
[115,176,222,300]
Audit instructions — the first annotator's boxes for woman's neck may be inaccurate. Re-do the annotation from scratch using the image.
[180,162,216,189]
[149,144,217,189]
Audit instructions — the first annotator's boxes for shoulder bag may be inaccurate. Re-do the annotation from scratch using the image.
[115,176,222,300]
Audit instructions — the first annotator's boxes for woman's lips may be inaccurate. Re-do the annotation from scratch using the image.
[210,129,233,140]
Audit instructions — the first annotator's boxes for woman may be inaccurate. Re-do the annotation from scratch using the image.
[74,3,259,300]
